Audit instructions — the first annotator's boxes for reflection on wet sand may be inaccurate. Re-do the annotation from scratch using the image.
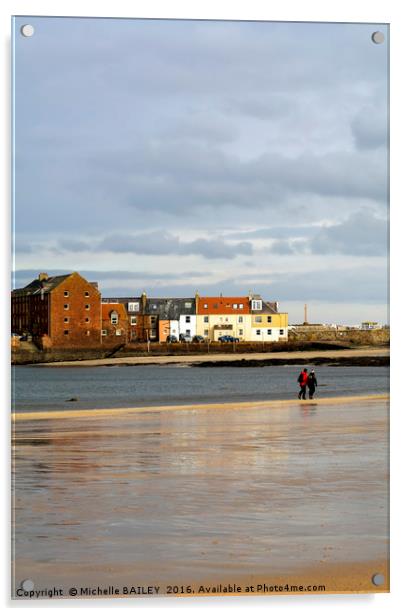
[12,396,389,596]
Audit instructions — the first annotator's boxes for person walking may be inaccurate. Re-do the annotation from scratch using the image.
[297,368,308,400]
[307,369,318,399]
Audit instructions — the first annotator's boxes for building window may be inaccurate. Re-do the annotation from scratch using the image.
[64,291,69,297]
[130,316,137,325]
[110,311,119,325]
[255,316,262,323]
[101,330,107,336]
[204,316,209,323]
[185,315,191,323]
[85,304,90,310]
[239,303,244,309]
[256,329,261,335]
[84,291,90,297]
[233,303,238,309]
[238,316,243,323]
[252,300,262,311]
[85,317,90,323]
[64,330,69,335]
[128,302,139,312]
[203,303,208,309]
[86,330,90,336]
[184,301,192,309]
[64,304,69,310]
[64,317,69,323]
[239,329,243,336]
[267,329,272,335]
[267,316,272,323]
[279,329,284,335]
[116,329,122,336]
[204,329,209,336]
[186,329,191,335]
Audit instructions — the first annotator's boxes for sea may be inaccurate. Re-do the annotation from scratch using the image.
[11,364,390,412]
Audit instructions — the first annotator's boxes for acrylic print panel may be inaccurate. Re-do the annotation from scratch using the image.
[11,17,389,599]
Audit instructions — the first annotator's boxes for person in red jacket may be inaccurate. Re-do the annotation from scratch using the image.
[297,368,308,400]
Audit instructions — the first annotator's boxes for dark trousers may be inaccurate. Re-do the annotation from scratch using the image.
[308,387,316,399]
[298,385,307,400]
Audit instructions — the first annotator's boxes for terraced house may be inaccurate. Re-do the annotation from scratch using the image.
[196,296,252,341]
[249,295,288,342]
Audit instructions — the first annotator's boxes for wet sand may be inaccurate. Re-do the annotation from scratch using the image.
[37,347,389,367]
[12,395,389,597]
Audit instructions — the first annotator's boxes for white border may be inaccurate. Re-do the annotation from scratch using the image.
[2,2,406,615]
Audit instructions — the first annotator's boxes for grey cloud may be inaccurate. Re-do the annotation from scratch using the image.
[98,232,252,259]
[309,212,387,256]
[351,105,388,150]
[266,212,387,257]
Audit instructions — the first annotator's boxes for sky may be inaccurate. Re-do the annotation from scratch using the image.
[12,17,389,324]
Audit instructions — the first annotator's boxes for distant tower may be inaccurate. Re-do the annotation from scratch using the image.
[304,303,309,325]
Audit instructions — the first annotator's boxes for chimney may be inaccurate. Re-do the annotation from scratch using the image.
[38,273,48,282]
[141,291,147,313]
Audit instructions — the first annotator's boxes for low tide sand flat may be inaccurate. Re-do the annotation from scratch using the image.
[12,395,389,596]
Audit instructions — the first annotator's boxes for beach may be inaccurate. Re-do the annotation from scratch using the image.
[34,346,389,367]
[12,394,389,597]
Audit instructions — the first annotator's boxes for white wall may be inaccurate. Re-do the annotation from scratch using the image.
[179,315,196,337]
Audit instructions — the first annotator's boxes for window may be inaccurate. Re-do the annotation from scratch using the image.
[184,301,192,309]
[238,316,243,323]
[203,303,208,309]
[151,304,157,310]
[255,316,262,323]
[130,316,137,325]
[116,329,122,336]
[186,329,191,335]
[85,304,90,310]
[84,291,90,297]
[279,329,284,335]
[213,303,219,309]
[267,316,272,323]
[204,316,209,323]
[64,317,69,323]
[110,311,119,325]
[267,329,272,335]
[239,329,243,336]
[252,300,262,311]
[225,317,229,322]
[185,316,191,323]
[204,330,209,336]
[85,317,90,323]
[233,303,238,309]
[64,304,69,310]
[128,302,139,312]
[239,303,244,309]
[256,330,261,336]
[64,330,69,335]
[64,291,69,297]
[101,330,107,336]
[86,330,90,336]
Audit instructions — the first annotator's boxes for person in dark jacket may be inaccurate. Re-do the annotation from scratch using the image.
[297,368,308,400]
[307,370,318,399]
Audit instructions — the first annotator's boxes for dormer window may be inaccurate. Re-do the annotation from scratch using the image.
[251,300,262,311]
[110,311,119,325]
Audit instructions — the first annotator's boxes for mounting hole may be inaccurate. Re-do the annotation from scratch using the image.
[371,572,385,586]
[21,579,35,591]
[371,31,385,45]
[20,24,34,37]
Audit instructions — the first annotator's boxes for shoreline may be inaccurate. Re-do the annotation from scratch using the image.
[26,347,389,368]
[12,393,389,422]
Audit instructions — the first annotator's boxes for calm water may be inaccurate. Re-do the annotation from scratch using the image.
[12,365,389,412]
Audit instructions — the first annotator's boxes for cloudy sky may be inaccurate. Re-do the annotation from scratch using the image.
[13,17,388,324]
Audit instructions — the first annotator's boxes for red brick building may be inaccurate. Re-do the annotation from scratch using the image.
[11,272,101,349]
[101,303,129,346]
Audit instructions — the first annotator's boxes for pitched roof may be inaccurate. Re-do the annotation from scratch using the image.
[101,303,128,321]
[12,274,72,296]
[146,298,195,319]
